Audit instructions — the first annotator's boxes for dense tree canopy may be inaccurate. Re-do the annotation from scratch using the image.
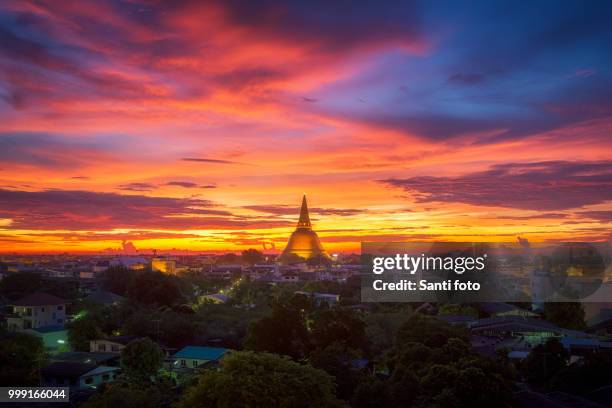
[241,249,265,265]
[386,314,514,408]
[178,351,343,408]
[543,302,586,330]
[120,338,164,383]
[0,333,46,386]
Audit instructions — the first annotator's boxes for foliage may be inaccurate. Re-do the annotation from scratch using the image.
[229,278,271,305]
[244,300,310,359]
[385,314,514,407]
[363,311,411,356]
[0,272,43,300]
[194,303,268,348]
[81,380,176,408]
[0,332,46,386]
[437,303,479,318]
[102,267,184,307]
[120,338,164,383]
[102,266,132,296]
[309,342,362,401]
[551,352,612,395]
[543,302,586,330]
[280,253,306,264]
[215,253,240,264]
[310,309,366,351]
[126,270,184,307]
[524,338,569,387]
[177,351,343,408]
[241,249,265,265]
[67,313,104,351]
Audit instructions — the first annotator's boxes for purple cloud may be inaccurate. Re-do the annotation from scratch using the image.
[0,188,291,230]
[382,160,612,211]
[244,204,366,216]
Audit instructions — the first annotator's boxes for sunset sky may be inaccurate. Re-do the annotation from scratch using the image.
[1,0,611,253]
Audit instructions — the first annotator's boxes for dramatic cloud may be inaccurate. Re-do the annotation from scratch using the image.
[165,181,199,188]
[0,1,611,251]
[181,158,240,164]
[578,211,612,223]
[383,161,612,211]
[117,182,156,192]
[0,188,292,230]
[243,205,366,217]
[0,132,114,169]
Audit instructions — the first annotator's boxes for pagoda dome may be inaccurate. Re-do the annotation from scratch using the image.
[280,195,329,263]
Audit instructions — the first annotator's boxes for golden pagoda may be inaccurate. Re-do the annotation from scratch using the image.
[280,195,330,263]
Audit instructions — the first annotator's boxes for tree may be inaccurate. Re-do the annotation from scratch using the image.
[0,333,46,386]
[309,343,361,401]
[120,338,163,383]
[543,302,586,330]
[126,270,184,307]
[241,249,265,266]
[394,313,469,349]
[177,351,343,408]
[102,266,133,296]
[68,314,103,351]
[0,272,43,300]
[310,309,367,351]
[81,380,176,408]
[385,314,514,407]
[363,311,411,356]
[244,301,310,359]
[524,338,569,387]
[438,303,479,318]
[280,253,306,264]
[216,253,240,264]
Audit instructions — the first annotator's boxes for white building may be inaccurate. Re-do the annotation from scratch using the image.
[7,293,67,331]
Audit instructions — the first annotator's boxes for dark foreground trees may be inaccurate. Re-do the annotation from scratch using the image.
[374,314,514,408]
[177,351,343,408]
[0,332,46,386]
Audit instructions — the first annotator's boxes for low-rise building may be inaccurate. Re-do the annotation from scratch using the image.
[6,293,67,331]
[41,362,120,390]
[171,346,229,370]
[84,291,125,307]
[90,335,140,353]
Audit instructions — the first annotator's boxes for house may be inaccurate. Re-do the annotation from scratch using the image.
[6,293,67,331]
[51,351,120,367]
[90,335,140,353]
[84,291,125,307]
[469,316,592,353]
[172,346,229,370]
[25,325,69,352]
[41,362,120,390]
[480,302,539,318]
[294,291,340,306]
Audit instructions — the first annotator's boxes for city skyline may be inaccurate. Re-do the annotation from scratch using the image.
[1,0,612,253]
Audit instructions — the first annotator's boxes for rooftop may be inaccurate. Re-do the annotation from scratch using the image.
[41,362,97,378]
[13,293,67,307]
[85,291,125,305]
[174,346,229,361]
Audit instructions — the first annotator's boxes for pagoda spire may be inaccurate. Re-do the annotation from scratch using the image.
[297,194,312,229]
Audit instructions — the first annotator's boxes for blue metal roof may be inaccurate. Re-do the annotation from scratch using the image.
[173,346,229,361]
